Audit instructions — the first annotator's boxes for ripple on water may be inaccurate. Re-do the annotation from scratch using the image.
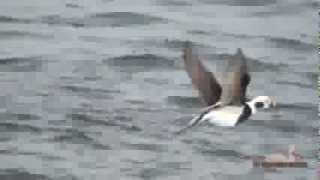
[153,0,192,7]
[122,142,166,152]
[66,113,118,127]
[0,15,31,23]
[207,52,287,72]
[276,81,315,89]
[60,85,119,100]
[199,148,246,161]
[0,57,43,72]
[105,54,176,69]
[0,112,41,121]
[66,112,141,133]
[199,0,277,6]
[38,12,168,28]
[50,128,111,150]
[244,118,315,135]
[0,30,52,40]
[166,96,203,108]
[0,122,42,134]
[65,3,83,9]
[120,124,142,133]
[264,37,315,52]
[89,12,168,27]
[0,169,51,180]
[125,38,194,52]
[0,148,64,162]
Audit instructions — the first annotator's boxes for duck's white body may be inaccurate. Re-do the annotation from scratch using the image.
[201,106,244,127]
[184,96,274,130]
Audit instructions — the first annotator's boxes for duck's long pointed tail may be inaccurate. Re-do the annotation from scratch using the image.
[174,103,220,135]
[175,112,207,135]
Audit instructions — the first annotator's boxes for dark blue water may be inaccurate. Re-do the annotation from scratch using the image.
[0,0,317,179]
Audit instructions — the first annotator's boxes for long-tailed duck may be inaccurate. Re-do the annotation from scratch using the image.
[180,42,276,131]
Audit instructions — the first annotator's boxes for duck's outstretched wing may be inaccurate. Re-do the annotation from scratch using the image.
[183,42,222,106]
[219,48,251,105]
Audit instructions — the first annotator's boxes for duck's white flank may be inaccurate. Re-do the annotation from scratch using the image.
[202,106,244,127]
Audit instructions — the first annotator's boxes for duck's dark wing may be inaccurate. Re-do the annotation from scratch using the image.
[183,42,222,106]
[219,48,251,105]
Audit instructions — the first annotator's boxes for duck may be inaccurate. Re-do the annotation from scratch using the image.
[179,41,276,131]
[252,144,307,168]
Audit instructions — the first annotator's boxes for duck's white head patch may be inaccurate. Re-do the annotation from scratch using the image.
[252,96,276,109]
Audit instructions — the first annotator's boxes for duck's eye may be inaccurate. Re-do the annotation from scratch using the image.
[255,102,264,108]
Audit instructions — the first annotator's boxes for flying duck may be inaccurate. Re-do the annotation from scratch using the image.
[180,42,276,130]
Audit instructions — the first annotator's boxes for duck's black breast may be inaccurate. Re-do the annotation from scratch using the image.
[237,104,252,125]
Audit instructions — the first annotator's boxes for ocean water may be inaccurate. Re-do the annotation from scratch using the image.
[0,0,318,179]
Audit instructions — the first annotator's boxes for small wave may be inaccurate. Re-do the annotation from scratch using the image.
[0,30,52,40]
[0,57,35,64]
[154,0,192,6]
[131,167,168,180]
[0,57,43,72]
[125,99,145,105]
[113,115,133,122]
[66,112,140,133]
[0,15,30,24]
[39,12,167,28]
[0,169,51,180]
[166,96,202,108]
[251,1,319,17]
[122,142,166,152]
[0,122,42,133]
[188,30,211,36]
[39,15,83,27]
[276,81,315,89]
[61,85,120,94]
[306,72,317,80]
[90,12,167,27]
[265,37,315,51]
[246,120,315,134]
[0,112,41,121]
[209,53,287,72]
[65,3,83,9]
[219,31,260,40]
[0,148,64,161]
[275,102,316,111]
[199,0,276,6]
[129,161,190,179]
[252,9,300,17]
[125,38,189,52]
[50,128,111,150]
[66,113,118,127]
[120,124,142,132]
[306,1,319,9]
[61,85,119,99]
[105,54,175,68]
[200,148,245,159]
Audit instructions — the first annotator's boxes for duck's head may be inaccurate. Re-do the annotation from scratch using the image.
[246,96,276,114]
[288,144,297,154]
[288,144,303,161]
